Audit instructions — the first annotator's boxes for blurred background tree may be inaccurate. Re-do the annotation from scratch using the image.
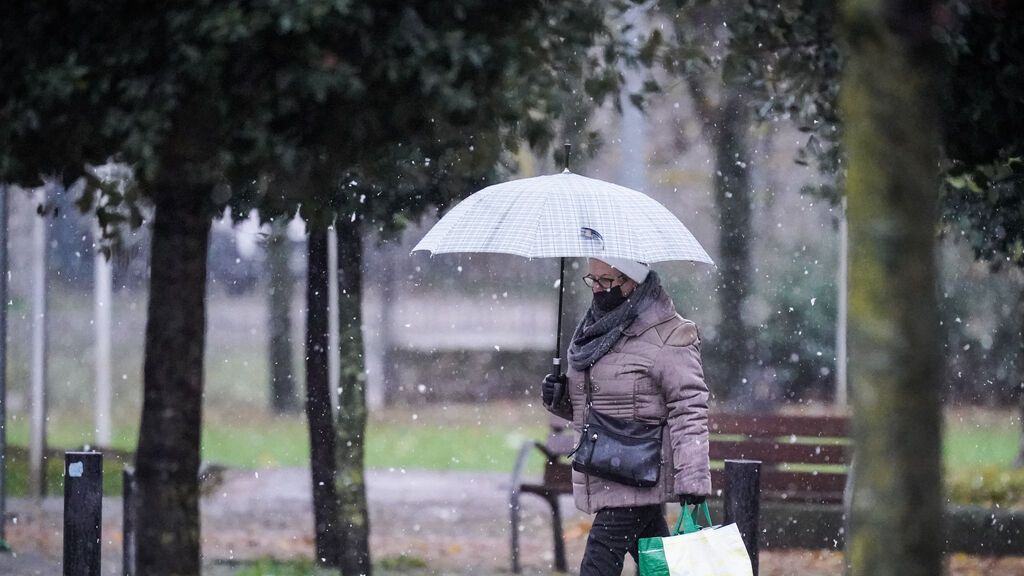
[838,0,945,573]
[660,2,759,403]
[266,220,298,415]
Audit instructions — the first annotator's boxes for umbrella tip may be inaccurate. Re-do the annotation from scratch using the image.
[563,142,572,172]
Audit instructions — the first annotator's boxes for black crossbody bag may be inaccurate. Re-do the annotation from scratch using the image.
[570,368,664,488]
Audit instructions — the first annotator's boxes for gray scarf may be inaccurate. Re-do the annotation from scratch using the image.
[568,271,661,371]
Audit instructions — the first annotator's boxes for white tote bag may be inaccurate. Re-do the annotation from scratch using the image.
[638,503,753,576]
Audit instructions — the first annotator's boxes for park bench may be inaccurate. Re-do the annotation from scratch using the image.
[508,411,852,573]
[709,413,851,505]
[508,415,575,574]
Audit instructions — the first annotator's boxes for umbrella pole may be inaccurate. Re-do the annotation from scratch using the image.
[554,256,566,376]
[554,142,570,374]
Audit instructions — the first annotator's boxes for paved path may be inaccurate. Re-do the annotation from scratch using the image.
[7,469,1021,576]
[0,468,589,575]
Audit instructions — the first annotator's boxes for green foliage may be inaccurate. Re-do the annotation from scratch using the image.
[948,467,1024,508]
[2,1,646,239]
[757,251,838,400]
[938,244,1024,404]
[939,4,1024,271]
[655,0,841,199]
[221,555,431,575]
[377,554,430,572]
[943,157,1024,271]
[232,558,322,576]
[730,1,841,191]
[943,3,1024,169]
[687,0,1024,271]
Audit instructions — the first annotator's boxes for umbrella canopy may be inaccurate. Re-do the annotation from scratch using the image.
[412,171,714,265]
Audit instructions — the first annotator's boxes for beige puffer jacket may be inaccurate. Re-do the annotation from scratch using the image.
[547,286,712,513]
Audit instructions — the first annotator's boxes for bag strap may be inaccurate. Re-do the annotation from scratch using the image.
[673,502,713,535]
[584,368,594,408]
[565,369,593,459]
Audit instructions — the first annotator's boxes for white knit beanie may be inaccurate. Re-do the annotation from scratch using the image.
[597,257,651,284]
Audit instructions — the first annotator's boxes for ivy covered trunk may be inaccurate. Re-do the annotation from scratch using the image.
[335,223,372,576]
[306,227,341,566]
[713,89,754,401]
[135,184,210,576]
[840,1,944,574]
[1016,284,1024,469]
[268,220,298,414]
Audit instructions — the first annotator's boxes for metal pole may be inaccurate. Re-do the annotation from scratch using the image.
[95,224,113,446]
[63,451,103,576]
[724,459,761,576]
[836,197,849,407]
[620,14,649,195]
[122,466,136,576]
[30,185,49,499]
[327,223,340,415]
[553,143,571,380]
[0,184,8,541]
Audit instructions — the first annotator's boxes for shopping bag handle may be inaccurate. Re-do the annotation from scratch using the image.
[673,501,713,535]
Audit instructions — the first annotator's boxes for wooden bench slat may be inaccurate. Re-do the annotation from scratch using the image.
[542,462,574,490]
[710,413,849,437]
[710,468,847,503]
[520,483,569,497]
[709,440,848,464]
[546,434,576,455]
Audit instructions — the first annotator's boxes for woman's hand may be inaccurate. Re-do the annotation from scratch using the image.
[679,494,706,506]
[541,373,567,406]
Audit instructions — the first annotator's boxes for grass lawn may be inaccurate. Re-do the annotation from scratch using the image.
[3,401,549,496]
[3,403,1018,497]
[211,554,430,576]
[945,408,1019,470]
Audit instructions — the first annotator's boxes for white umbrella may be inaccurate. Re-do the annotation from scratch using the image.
[413,171,713,265]
[412,154,713,375]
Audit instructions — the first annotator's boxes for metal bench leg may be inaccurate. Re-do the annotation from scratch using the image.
[509,441,534,574]
[510,488,522,573]
[549,494,567,573]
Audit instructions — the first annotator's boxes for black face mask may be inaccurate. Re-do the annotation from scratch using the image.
[593,285,628,312]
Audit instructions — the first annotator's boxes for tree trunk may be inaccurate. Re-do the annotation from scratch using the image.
[305,227,341,566]
[841,1,944,574]
[334,223,372,576]
[268,220,298,414]
[135,186,210,576]
[713,89,754,402]
[1014,280,1024,468]
[686,72,755,403]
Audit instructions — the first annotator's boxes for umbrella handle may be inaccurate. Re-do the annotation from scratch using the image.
[554,257,566,377]
[552,371,566,407]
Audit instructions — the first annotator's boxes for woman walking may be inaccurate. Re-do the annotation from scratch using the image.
[542,257,712,576]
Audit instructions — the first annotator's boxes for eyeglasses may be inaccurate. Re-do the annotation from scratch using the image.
[582,273,626,290]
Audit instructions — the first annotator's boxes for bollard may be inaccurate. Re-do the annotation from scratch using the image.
[63,451,103,576]
[724,459,761,576]
[122,467,137,576]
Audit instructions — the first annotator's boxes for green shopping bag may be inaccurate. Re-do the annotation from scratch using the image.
[638,503,753,576]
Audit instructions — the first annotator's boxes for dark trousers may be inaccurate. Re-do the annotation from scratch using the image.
[580,505,670,576]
